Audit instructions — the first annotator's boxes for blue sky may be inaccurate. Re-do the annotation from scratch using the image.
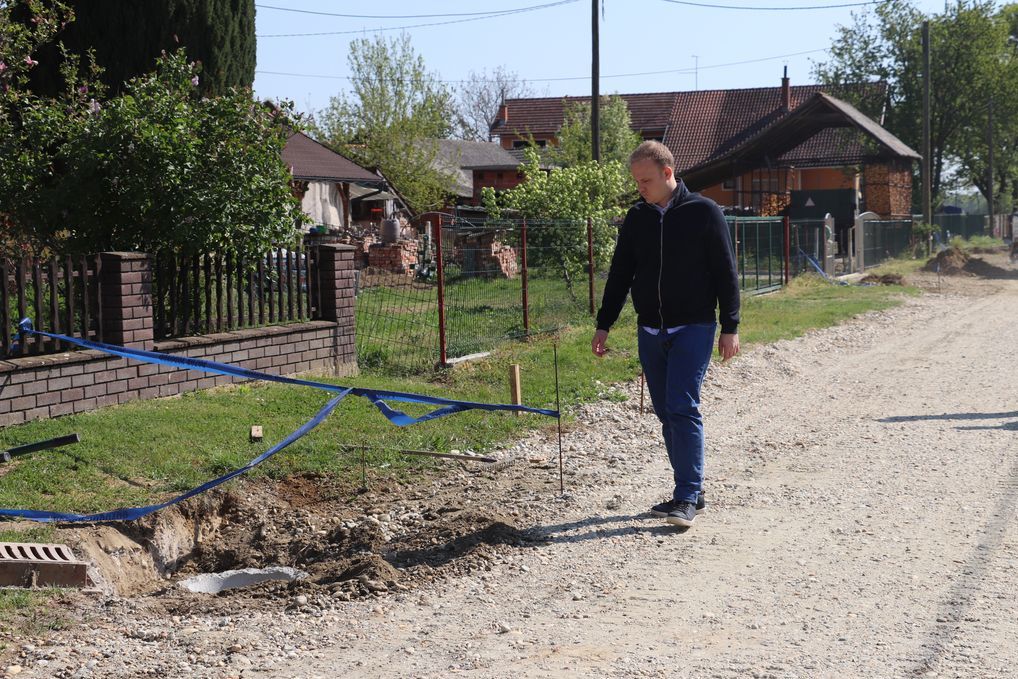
[253,0,953,117]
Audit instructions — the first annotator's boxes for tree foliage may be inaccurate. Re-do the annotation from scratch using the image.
[814,0,1018,210]
[1,1,303,260]
[16,0,255,98]
[553,95,642,168]
[481,149,636,286]
[316,34,457,214]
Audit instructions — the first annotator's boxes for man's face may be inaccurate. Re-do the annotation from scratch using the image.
[630,159,674,206]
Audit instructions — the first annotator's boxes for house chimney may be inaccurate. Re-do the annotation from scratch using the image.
[497,103,508,125]
[781,66,791,112]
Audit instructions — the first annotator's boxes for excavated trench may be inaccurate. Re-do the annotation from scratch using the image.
[49,473,534,605]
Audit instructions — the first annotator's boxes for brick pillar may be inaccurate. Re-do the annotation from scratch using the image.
[315,244,356,369]
[100,252,154,350]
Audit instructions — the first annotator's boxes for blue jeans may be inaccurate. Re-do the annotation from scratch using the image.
[637,323,716,503]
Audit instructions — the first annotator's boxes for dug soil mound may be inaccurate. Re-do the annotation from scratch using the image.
[924,247,971,275]
[860,273,906,286]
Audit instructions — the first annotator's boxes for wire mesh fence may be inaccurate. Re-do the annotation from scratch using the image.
[356,210,934,375]
[353,217,609,374]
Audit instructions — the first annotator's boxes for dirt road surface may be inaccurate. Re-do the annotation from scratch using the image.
[4,257,1017,678]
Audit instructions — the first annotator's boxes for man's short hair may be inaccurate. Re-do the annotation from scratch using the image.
[629,140,674,169]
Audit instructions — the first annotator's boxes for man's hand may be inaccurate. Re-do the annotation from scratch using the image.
[718,333,740,362]
[591,329,609,357]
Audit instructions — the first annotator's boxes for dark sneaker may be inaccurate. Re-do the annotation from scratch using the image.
[665,500,697,527]
[650,492,706,517]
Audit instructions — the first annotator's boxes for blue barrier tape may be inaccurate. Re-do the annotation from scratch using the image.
[0,391,349,523]
[1,319,560,523]
[15,319,558,423]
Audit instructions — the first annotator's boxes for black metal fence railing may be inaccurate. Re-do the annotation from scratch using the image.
[151,245,316,340]
[862,219,912,268]
[2,254,103,356]
[788,219,829,276]
[728,217,786,292]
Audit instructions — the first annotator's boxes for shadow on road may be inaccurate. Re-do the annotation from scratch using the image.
[879,411,1018,423]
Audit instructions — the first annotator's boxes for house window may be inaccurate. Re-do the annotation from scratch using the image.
[497,172,504,180]
[723,178,735,190]
[512,140,528,149]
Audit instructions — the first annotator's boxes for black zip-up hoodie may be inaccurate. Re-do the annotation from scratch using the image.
[596,180,740,334]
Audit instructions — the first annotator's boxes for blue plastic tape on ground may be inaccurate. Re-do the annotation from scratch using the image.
[1,320,559,523]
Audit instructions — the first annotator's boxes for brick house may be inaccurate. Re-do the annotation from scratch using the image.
[490,74,920,228]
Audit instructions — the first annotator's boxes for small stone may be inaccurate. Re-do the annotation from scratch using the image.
[295,595,309,606]
[6,667,23,676]
[495,621,512,634]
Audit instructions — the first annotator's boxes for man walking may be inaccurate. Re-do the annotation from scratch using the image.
[592,140,740,527]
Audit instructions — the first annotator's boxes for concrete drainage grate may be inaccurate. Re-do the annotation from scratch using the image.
[0,542,90,588]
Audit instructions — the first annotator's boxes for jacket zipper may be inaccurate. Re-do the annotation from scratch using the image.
[657,208,665,330]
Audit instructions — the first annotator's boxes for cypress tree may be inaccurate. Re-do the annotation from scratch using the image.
[22,0,255,97]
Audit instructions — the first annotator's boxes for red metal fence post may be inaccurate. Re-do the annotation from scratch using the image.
[435,215,448,367]
[783,216,791,285]
[586,217,595,316]
[521,218,530,335]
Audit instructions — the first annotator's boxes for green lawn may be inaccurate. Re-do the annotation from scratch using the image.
[0,274,915,520]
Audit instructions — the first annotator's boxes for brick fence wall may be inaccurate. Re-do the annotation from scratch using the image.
[0,244,357,427]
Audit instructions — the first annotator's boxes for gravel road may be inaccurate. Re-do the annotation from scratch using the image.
[4,261,1017,679]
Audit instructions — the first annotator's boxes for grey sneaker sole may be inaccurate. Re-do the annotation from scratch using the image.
[665,514,696,527]
[651,505,705,518]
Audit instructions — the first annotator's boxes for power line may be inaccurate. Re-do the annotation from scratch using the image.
[254,3,565,19]
[660,0,878,9]
[255,47,829,84]
[257,0,579,38]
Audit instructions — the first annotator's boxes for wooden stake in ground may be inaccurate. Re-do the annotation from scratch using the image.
[509,363,522,415]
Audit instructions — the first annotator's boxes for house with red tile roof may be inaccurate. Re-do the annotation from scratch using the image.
[490,74,919,225]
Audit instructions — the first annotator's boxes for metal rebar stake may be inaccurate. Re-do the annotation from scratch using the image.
[639,371,645,416]
[360,445,367,492]
[554,342,564,494]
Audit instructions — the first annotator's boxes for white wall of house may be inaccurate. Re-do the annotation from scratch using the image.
[300,181,344,229]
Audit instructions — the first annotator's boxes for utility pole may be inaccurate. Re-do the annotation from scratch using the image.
[591,0,600,162]
[922,20,932,227]
[988,97,995,235]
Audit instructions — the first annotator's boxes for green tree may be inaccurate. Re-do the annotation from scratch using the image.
[2,46,303,259]
[948,3,1018,213]
[18,0,255,97]
[316,34,457,213]
[482,149,636,293]
[814,0,1016,209]
[553,95,642,167]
